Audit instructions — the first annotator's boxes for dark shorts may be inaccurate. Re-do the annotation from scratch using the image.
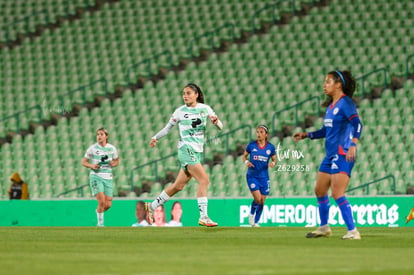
[246,175,270,195]
[319,154,355,177]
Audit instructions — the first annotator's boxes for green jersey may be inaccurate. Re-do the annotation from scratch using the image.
[169,103,217,152]
[84,143,119,179]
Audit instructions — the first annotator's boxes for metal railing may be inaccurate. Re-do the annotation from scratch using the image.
[406,53,414,79]
[60,78,108,109]
[129,153,176,191]
[2,9,49,43]
[252,0,296,33]
[188,23,235,59]
[271,96,321,135]
[56,184,89,198]
[125,50,173,86]
[207,124,252,155]
[347,174,396,195]
[0,105,43,133]
[356,67,388,97]
[129,125,252,190]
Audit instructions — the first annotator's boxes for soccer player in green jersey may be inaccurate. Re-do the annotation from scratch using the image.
[82,127,119,226]
[145,83,223,227]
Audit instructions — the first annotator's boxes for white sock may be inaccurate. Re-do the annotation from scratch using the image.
[198,197,208,219]
[151,190,170,210]
[96,210,104,225]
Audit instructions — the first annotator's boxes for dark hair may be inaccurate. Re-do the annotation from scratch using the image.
[257,125,269,133]
[322,70,356,107]
[329,70,356,97]
[256,124,269,140]
[185,83,205,103]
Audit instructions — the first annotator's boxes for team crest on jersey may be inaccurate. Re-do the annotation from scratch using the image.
[333,107,339,115]
[199,111,206,118]
[266,149,271,155]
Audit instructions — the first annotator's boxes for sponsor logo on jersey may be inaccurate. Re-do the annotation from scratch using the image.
[324,118,333,127]
[184,113,199,119]
[253,155,269,162]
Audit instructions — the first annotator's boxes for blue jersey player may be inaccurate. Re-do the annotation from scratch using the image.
[294,70,363,240]
[242,125,276,227]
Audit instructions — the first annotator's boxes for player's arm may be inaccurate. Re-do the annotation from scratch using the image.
[209,115,223,130]
[269,154,277,168]
[242,150,254,167]
[150,121,175,148]
[110,158,120,167]
[294,125,326,141]
[307,126,326,140]
[207,106,223,130]
[346,114,363,162]
[82,157,99,170]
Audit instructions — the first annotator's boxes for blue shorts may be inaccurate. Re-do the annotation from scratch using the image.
[319,154,355,177]
[246,175,270,195]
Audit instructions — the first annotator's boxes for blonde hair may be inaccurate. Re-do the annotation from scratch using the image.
[96,127,109,141]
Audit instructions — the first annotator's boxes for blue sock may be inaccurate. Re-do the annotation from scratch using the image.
[255,204,264,224]
[250,201,259,216]
[335,196,355,231]
[317,195,330,226]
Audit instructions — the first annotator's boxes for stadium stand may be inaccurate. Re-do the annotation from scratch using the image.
[0,0,413,199]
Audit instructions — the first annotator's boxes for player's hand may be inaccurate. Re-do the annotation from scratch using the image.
[209,115,218,125]
[346,146,357,162]
[150,138,158,148]
[91,164,100,170]
[293,132,307,142]
[245,161,254,167]
[269,161,276,168]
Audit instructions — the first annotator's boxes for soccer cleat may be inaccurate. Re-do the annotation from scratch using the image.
[144,202,154,225]
[341,229,361,240]
[252,223,260,227]
[306,225,332,238]
[198,216,218,227]
[248,214,255,226]
[97,223,104,227]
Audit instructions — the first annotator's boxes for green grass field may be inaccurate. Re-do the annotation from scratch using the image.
[1,227,413,274]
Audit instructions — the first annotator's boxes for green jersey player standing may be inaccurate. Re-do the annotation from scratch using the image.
[145,83,223,227]
[82,127,119,226]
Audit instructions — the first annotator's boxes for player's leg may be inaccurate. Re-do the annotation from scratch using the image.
[252,178,270,226]
[104,196,112,211]
[246,175,260,225]
[249,190,261,226]
[146,169,191,224]
[95,192,106,226]
[187,163,217,227]
[331,156,360,240]
[315,171,332,226]
[103,178,113,211]
[253,194,267,226]
[306,169,332,238]
[90,175,105,226]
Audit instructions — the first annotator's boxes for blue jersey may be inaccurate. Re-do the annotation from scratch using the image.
[246,141,276,178]
[310,95,362,157]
